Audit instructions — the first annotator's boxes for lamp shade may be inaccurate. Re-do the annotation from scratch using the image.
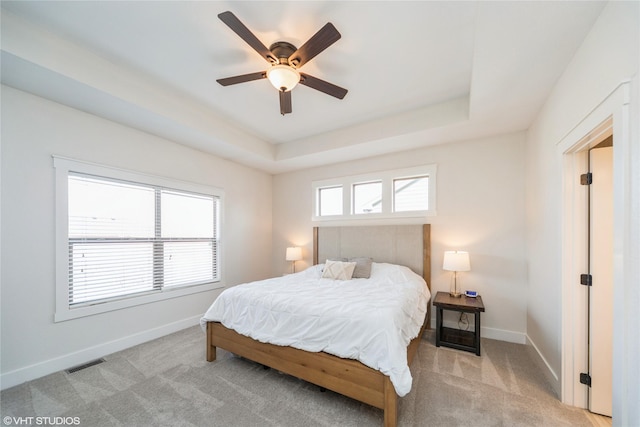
[443,251,470,272]
[285,247,302,261]
[267,65,300,91]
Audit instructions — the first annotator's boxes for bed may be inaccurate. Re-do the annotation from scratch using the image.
[202,224,431,427]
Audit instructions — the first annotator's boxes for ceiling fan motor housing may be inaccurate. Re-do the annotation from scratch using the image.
[269,41,298,66]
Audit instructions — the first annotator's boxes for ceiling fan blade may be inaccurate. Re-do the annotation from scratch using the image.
[279,90,292,115]
[217,71,266,86]
[288,23,341,69]
[299,73,348,99]
[218,11,277,63]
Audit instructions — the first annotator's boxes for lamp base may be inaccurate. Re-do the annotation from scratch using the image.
[449,272,462,297]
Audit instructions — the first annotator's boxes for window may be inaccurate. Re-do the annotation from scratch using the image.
[317,186,343,216]
[312,165,436,221]
[160,190,218,287]
[394,176,429,212]
[55,157,223,321]
[353,181,382,214]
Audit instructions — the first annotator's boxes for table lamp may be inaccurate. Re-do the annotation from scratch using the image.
[443,251,470,297]
[286,247,302,273]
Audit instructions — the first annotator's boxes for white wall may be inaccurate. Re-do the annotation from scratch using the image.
[525,1,639,423]
[273,132,528,344]
[0,86,273,388]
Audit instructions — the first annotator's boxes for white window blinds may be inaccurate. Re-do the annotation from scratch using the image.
[67,173,220,306]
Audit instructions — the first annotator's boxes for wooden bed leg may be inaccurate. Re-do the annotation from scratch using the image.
[206,343,217,362]
[383,377,398,427]
[206,323,217,362]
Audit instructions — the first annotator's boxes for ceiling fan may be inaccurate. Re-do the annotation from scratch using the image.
[216,11,348,115]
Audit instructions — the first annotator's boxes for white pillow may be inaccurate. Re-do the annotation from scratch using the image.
[322,259,357,280]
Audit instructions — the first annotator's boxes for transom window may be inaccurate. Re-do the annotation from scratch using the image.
[317,186,343,216]
[312,165,437,221]
[394,176,429,212]
[353,181,382,214]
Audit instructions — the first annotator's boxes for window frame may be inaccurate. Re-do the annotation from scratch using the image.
[311,164,437,222]
[54,156,224,322]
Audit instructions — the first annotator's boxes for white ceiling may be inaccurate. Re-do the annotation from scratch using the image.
[1,1,605,174]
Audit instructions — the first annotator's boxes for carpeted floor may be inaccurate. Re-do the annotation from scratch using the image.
[1,326,596,426]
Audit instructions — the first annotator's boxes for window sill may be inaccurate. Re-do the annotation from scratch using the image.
[54,281,223,322]
[312,210,436,223]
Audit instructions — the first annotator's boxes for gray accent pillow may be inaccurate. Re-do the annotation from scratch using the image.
[348,257,373,279]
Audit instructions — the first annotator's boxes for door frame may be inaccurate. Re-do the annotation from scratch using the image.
[558,80,630,410]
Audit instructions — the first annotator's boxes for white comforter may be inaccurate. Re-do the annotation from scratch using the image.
[200,262,429,396]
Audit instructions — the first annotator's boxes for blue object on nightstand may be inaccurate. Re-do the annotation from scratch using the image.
[465,290,477,297]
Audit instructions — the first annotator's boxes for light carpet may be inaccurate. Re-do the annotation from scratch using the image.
[1,326,595,426]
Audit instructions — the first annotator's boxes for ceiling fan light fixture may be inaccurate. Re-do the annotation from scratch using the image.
[267,64,300,92]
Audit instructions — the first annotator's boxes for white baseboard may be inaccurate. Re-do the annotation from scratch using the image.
[482,326,526,344]
[432,316,527,344]
[0,315,201,391]
[526,333,561,398]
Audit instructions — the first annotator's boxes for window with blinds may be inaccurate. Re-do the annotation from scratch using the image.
[67,173,220,307]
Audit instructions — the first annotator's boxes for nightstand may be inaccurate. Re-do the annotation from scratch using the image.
[433,291,485,356]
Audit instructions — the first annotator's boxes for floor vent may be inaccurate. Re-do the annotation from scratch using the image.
[66,358,105,374]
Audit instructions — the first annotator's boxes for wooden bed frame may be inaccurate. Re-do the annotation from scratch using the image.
[206,224,431,427]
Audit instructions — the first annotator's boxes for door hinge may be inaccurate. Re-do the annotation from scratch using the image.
[580,372,592,387]
[580,172,593,185]
[580,274,592,286]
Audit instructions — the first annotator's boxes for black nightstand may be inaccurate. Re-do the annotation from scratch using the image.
[433,291,485,356]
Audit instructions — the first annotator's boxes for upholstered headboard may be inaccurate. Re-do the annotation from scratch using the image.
[312,224,431,291]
